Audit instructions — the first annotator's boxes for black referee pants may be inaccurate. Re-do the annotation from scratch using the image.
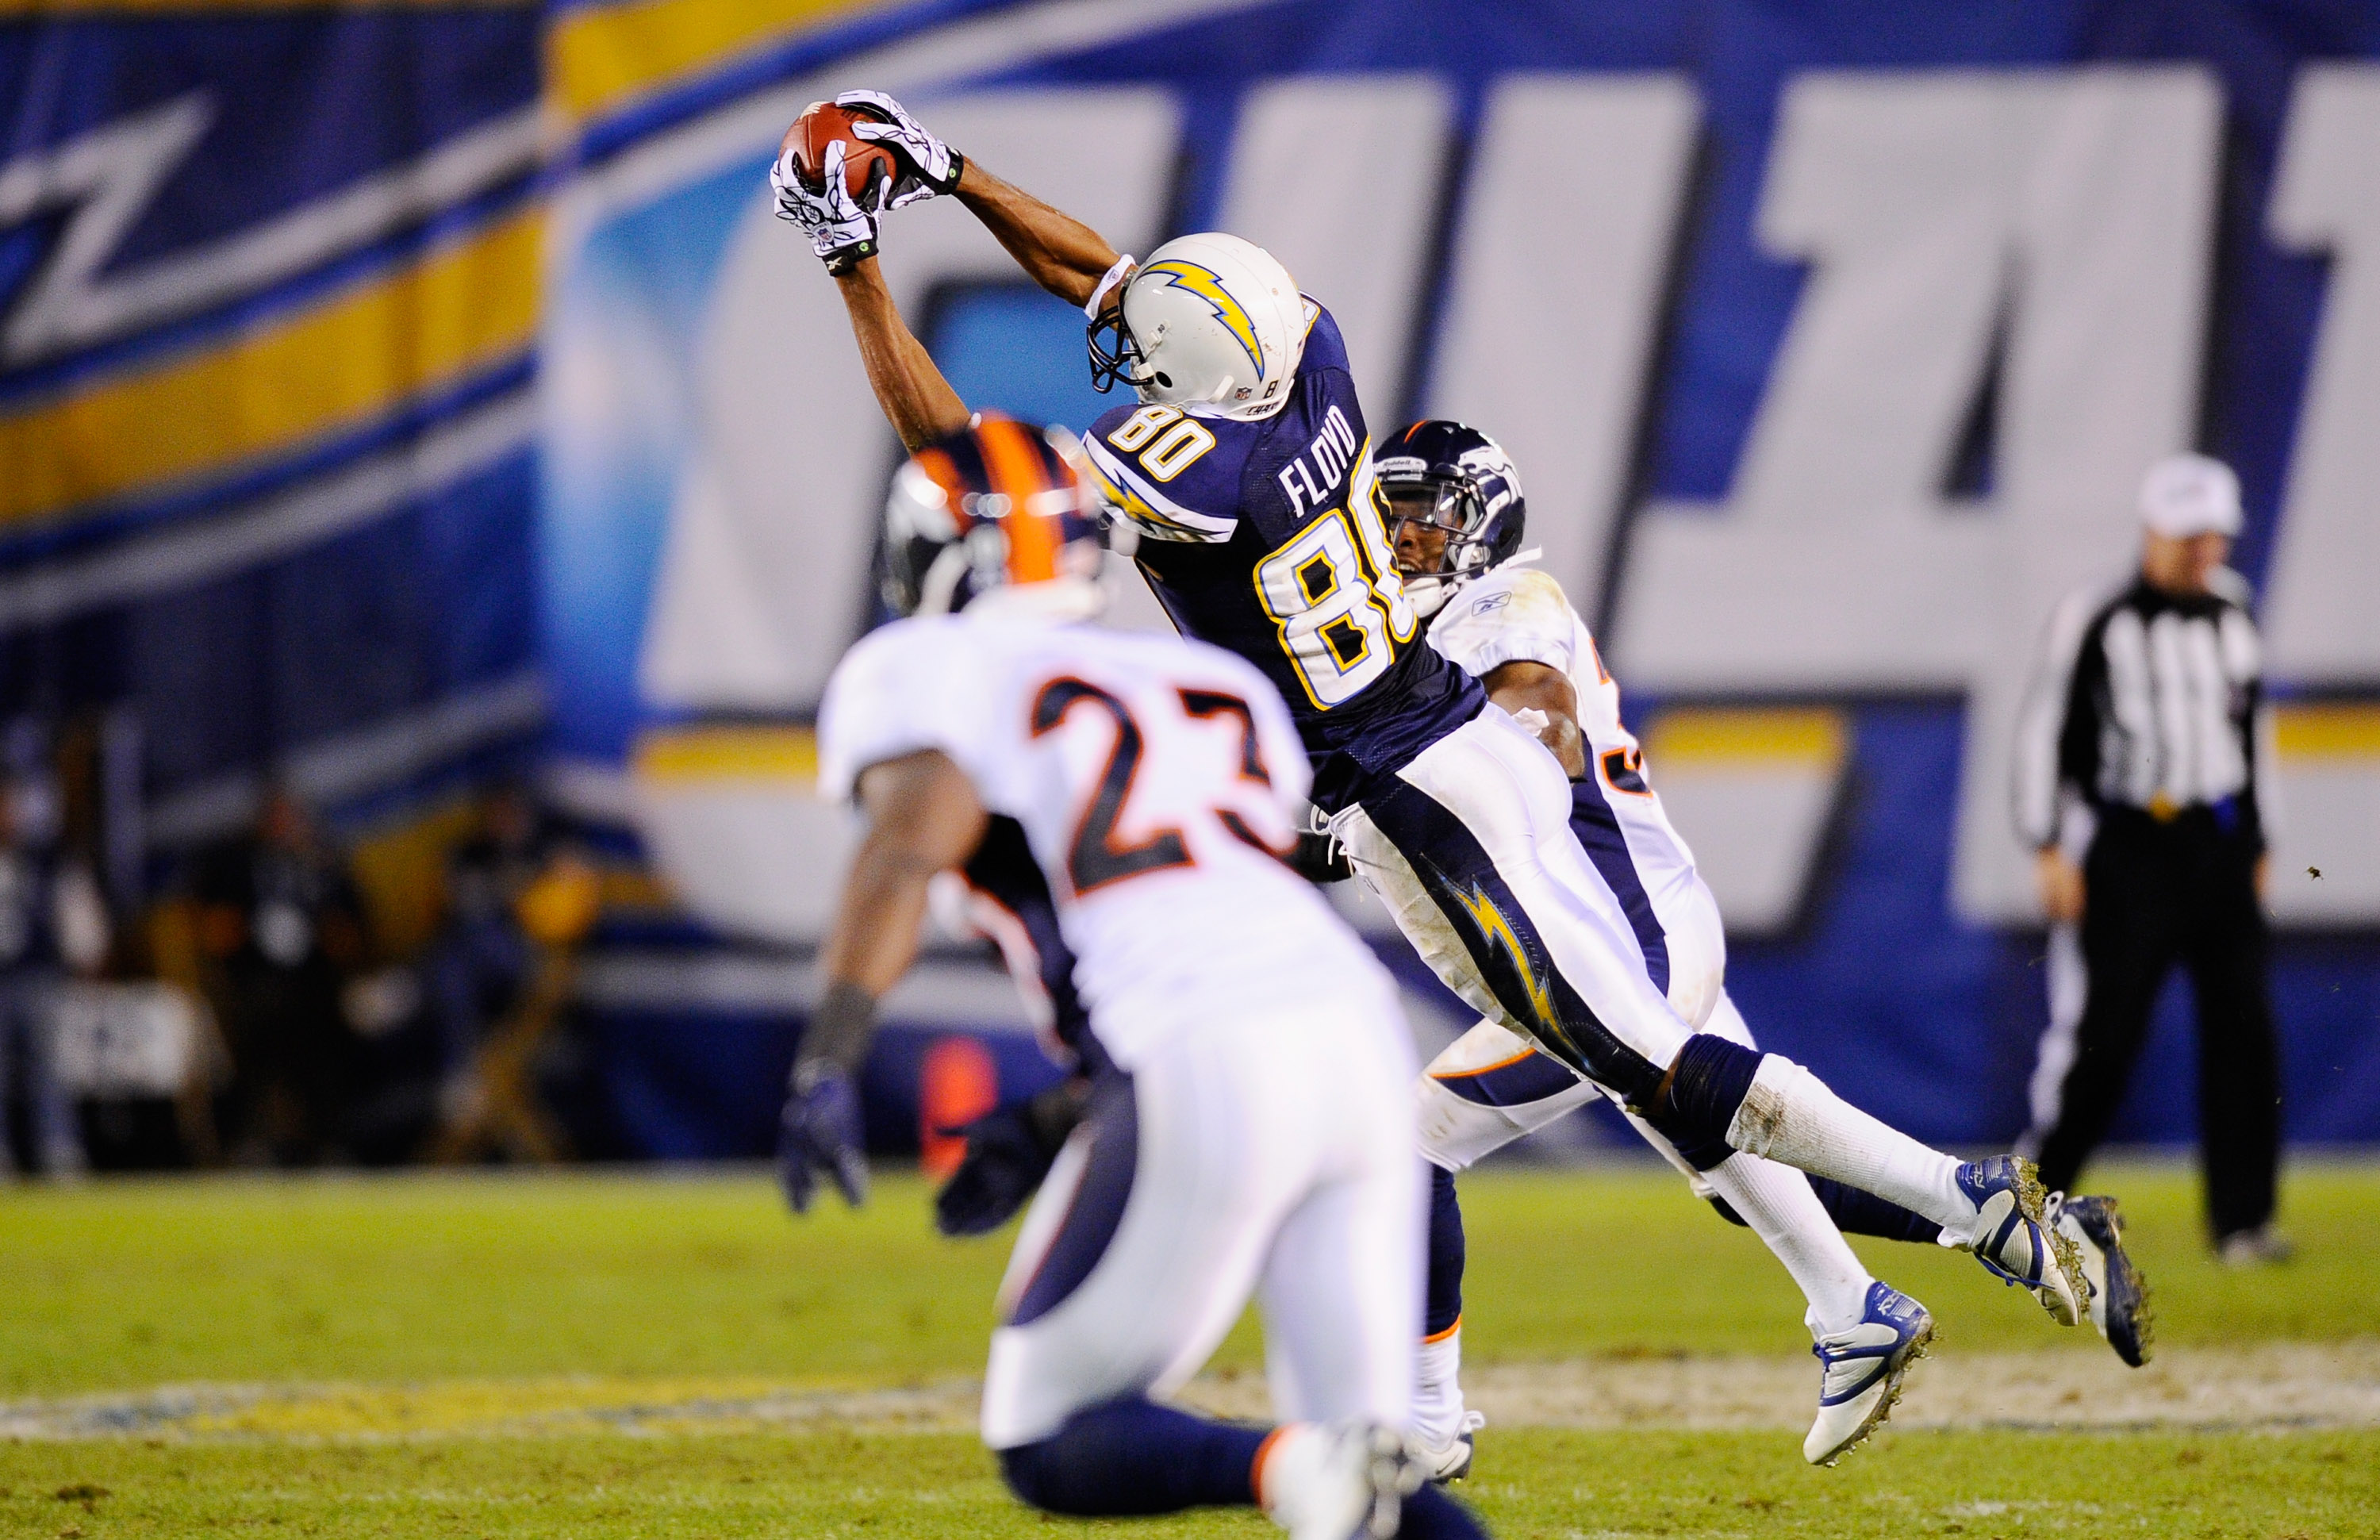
[2032,806,2281,1241]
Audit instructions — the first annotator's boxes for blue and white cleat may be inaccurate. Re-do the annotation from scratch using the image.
[2052,1192,2155,1367]
[1957,1155,2089,1326]
[1804,1281,1933,1466]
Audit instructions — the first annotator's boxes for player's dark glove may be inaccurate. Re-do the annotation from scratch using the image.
[836,89,965,208]
[770,138,889,276]
[777,1062,870,1213]
[933,1077,1088,1236]
[1287,828,1353,885]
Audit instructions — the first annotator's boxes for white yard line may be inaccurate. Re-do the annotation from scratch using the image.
[1181,1340,2380,1433]
[5,1342,2375,1442]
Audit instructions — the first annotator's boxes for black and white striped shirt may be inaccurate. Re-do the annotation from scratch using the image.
[2013,570,2274,852]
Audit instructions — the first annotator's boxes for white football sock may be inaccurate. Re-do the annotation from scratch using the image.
[1410,1323,1467,1450]
[1726,1054,1976,1240]
[1703,1152,1875,1337]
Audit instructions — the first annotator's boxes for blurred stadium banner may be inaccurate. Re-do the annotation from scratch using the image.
[7,0,2378,1150]
[0,0,547,842]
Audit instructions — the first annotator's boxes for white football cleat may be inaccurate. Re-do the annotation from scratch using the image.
[1803,1281,1933,1466]
[1956,1155,2089,1326]
[1413,1409,1485,1483]
[1258,1422,1420,1540]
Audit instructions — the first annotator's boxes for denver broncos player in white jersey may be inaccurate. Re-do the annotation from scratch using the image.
[1375,421,2157,1469]
[775,87,2090,1474]
[777,409,1493,1540]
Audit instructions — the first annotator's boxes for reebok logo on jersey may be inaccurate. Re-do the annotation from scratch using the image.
[1472,593,1511,613]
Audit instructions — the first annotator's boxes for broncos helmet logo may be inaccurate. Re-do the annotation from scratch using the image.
[1140,259,1265,380]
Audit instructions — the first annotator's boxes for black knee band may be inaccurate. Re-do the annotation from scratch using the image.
[1706,1195,1749,1228]
[1642,1034,1764,1170]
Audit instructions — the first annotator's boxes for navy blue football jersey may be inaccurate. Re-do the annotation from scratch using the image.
[1084,302,1481,803]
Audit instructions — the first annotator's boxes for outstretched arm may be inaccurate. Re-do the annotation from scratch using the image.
[820,91,1128,309]
[779,747,988,1213]
[821,748,991,1000]
[771,122,969,450]
[953,160,1127,309]
[832,256,971,451]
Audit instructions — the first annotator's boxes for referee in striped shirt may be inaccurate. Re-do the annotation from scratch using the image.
[2013,453,2286,1265]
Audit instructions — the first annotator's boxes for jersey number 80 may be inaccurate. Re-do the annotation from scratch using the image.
[1253,500,1418,709]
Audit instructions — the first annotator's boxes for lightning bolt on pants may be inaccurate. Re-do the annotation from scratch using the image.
[1332,705,1695,1108]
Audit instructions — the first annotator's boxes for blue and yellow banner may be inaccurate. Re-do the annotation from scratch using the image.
[7,0,2380,1154]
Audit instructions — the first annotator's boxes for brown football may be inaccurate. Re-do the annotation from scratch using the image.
[781,101,897,198]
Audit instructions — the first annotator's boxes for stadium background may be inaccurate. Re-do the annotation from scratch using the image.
[5,0,2378,1163]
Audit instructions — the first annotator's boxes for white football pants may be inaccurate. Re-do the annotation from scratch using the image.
[980,995,1422,1450]
[1335,705,1699,1100]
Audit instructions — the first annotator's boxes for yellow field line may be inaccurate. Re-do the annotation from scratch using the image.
[1,1375,977,1442]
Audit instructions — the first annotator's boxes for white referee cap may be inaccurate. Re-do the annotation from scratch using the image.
[2138,453,2241,538]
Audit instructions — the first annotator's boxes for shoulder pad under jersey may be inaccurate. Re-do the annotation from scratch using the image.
[816,616,987,801]
[1430,566,1581,679]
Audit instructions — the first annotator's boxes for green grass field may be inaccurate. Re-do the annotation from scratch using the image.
[3,1160,2376,1538]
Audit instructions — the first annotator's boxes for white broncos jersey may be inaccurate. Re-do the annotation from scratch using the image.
[819,613,1393,1070]
[1426,564,1710,945]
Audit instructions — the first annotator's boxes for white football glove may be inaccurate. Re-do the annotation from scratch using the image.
[836,88,965,208]
[770,138,885,276]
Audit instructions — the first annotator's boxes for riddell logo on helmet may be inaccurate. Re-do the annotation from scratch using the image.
[1141,260,1265,379]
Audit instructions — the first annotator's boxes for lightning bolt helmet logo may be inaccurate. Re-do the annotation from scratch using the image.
[1087,231,1304,422]
[1138,259,1265,380]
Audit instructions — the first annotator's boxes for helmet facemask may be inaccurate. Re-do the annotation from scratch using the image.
[1088,298,1207,411]
[1085,236,1304,421]
[1087,305,1161,397]
[1385,476,1493,620]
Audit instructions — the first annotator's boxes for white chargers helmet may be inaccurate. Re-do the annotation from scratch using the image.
[1088,232,1307,421]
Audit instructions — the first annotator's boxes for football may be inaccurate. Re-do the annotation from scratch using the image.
[781,100,897,199]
